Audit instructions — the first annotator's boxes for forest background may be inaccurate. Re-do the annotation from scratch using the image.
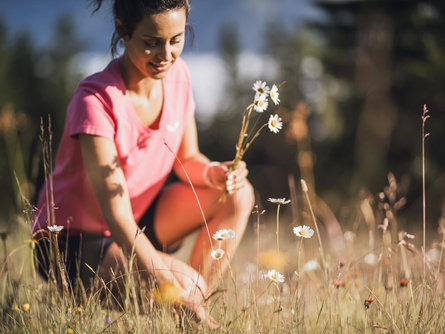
[1,0,445,242]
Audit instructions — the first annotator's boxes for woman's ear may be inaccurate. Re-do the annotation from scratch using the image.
[114,19,129,41]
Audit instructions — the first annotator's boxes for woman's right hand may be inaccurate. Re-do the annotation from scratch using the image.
[180,287,219,329]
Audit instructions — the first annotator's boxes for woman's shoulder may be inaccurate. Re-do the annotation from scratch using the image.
[70,58,125,108]
[76,59,124,96]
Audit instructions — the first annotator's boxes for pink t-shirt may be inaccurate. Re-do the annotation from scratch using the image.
[33,57,195,236]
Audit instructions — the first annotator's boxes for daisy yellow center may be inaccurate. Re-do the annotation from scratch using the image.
[222,233,228,238]
[259,100,264,107]
[299,230,307,236]
[258,88,264,94]
[271,120,277,127]
[215,252,221,258]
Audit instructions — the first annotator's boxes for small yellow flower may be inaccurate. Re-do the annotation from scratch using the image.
[66,329,74,334]
[259,250,288,271]
[151,281,183,305]
[76,306,83,313]
[24,239,37,249]
[22,303,30,312]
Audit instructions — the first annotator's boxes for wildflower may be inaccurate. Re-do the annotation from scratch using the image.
[300,179,309,192]
[12,303,19,312]
[211,248,224,260]
[302,260,319,273]
[47,225,64,234]
[399,279,410,287]
[344,231,356,241]
[151,281,183,305]
[66,329,74,334]
[105,315,112,325]
[364,298,374,309]
[253,94,269,113]
[24,239,37,249]
[426,248,440,263]
[383,258,390,266]
[293,225,314,239]
[267,198,291,205]
[364,253,377,266]
[354,270,361,277]
[259,250,288,271]
[338,258,345,267]
[252,80,270,98]
[76,306,83,313]
[268,114,283,133]
[212,229,235,241]
[333,280,340,288]
[341,281,347,287]
[22,303,30,312]
[265,269,285,283]
[270,84,280,105]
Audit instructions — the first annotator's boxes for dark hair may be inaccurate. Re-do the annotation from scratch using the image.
[91,0,192,57]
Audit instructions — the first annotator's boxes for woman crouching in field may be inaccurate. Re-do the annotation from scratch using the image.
[33,0,254,326]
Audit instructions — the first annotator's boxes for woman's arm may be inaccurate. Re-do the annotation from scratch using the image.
[80,134,217,326]
[79,134,180,285]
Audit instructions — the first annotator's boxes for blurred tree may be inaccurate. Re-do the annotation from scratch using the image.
[0,14,84,228]
[306,0,445,221]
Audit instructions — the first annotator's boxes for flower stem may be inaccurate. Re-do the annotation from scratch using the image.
[276,204,281,253]
[301,180,327,281]
[296,237,303,307]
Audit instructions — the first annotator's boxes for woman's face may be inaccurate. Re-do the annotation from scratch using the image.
[122,8,187,80]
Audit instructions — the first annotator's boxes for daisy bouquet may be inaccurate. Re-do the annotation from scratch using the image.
[221,80,283,201]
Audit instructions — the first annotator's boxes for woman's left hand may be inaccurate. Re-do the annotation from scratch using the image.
[206,160,249,194]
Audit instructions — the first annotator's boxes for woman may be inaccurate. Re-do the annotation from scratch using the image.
[33,0,254,325]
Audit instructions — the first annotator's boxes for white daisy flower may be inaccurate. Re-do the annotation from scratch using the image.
[270,84,280,105]
[252,80,270,98]
[268,114,283,134]
[293,225,314,239]
[265,269,285,283]
[47,225,64,234]
[343,231,356,241]
[253,94,269,113]
[211,248,224,260]
[364,253,378,266]
[212,229,235,241]
[267,198,291,205]
[302,260,320,272]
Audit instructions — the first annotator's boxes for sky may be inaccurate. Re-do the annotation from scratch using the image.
[0,0,323,119]
[0,0,322,52]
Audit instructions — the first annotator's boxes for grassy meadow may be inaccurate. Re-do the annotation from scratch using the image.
[1,172,445,333]
[1,105,445,333]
